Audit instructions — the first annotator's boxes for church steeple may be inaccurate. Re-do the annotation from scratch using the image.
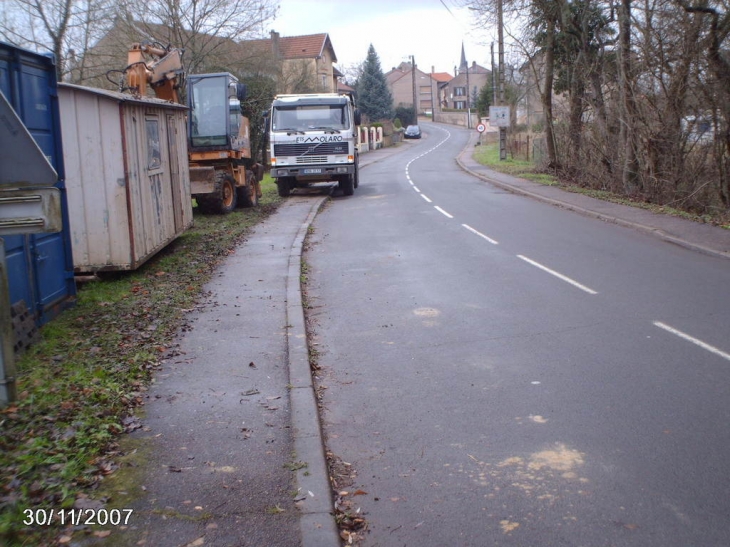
[459,42,468,73]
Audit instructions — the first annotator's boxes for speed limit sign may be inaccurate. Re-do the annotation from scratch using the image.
[476,123,486,133]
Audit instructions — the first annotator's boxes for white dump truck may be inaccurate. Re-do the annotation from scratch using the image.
[268,93,361,196]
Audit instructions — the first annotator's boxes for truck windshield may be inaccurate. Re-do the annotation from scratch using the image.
[189,75,228,146]
[272,105,349,132]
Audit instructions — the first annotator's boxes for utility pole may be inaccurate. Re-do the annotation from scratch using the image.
[411,55,417,123]
[491,42,497,106]
[430,67,436,122]
[498,0,507,160]
[466,59,471,129]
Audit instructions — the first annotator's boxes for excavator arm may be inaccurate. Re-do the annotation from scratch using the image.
[125,43,184,103]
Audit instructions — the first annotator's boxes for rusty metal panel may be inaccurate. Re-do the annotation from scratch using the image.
[189,166,216,194]
[167,113,193,231]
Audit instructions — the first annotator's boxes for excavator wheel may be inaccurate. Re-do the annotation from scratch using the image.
[197,171,237,214]
[236,171,259,207]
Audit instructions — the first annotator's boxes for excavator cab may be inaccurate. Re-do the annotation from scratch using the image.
[187,73,247,150]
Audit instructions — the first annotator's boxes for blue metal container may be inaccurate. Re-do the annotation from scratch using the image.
[0,42,76,331]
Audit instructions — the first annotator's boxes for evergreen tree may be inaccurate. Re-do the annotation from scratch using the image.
[476,81,493,118]
[356,44,393,121]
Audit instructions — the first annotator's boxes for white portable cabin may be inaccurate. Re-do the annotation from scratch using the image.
[58,83,193,272]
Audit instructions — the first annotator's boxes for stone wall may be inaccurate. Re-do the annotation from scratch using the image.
[433,110,480,128]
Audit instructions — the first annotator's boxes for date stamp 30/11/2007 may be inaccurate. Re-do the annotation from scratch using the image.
[23,508,134,527]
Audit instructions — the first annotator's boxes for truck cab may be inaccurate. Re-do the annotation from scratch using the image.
[268,93,360,196]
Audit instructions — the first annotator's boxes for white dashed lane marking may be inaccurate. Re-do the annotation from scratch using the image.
[517,255,598,295]
[653,321,730,362]
[434,206,453,219]
[462,224,499,245]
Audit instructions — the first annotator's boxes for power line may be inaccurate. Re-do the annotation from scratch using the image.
[439,0,457,19]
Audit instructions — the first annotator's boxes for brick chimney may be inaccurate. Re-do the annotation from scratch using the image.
[270,30,280,58]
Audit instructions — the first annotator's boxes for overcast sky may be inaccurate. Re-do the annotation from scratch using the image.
[270,0,496,79]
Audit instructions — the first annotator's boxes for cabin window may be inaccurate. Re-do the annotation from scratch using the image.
[146,117,162,170]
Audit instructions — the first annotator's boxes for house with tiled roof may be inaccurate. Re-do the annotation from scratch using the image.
[384,62,446,116]
[246,31,339,93]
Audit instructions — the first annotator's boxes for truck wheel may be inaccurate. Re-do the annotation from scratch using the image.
[340,174,355,196]
[276,178,292,197]
[237,171,259,207]
[198,172,237,214]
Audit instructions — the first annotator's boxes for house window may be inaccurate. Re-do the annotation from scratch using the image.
[454,87,466,96]
[321,75,328,91]
[455,101,466,110]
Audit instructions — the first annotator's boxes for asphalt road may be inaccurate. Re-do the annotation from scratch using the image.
[305,122,730,546]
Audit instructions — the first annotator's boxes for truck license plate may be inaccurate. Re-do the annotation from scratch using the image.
[303,168,322,174]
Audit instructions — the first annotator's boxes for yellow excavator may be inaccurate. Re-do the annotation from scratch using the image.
[124,42,262,213]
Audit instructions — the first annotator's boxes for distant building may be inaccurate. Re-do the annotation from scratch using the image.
[440,43,490,110]
[384,62,442,115]
[248,31,339,93]
[337,74,355,94]
[430,70,453,112]
[383,44,490,121]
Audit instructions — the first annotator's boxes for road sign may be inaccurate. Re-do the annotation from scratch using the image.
[489,106,510,128]
[476,123,486,133]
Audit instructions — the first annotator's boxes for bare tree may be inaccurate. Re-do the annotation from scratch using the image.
[462,0,729,218]
[681,0,730,208]
[273,58,317,94]
[465,0,561,166]
[0,0,277,84]
[0,0,116,81]
[114,0,278,75]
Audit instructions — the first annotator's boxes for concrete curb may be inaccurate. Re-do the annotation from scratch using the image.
[283,145,408,546]
[455,136,730,262]
[285,196,341,547]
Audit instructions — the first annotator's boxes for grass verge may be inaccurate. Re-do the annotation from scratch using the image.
[0,176,282,546]
[473,142,730,229]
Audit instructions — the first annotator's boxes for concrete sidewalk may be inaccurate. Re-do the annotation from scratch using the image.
[100,143,408,547]
[104,196,331,547]
[456,129,730,261]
